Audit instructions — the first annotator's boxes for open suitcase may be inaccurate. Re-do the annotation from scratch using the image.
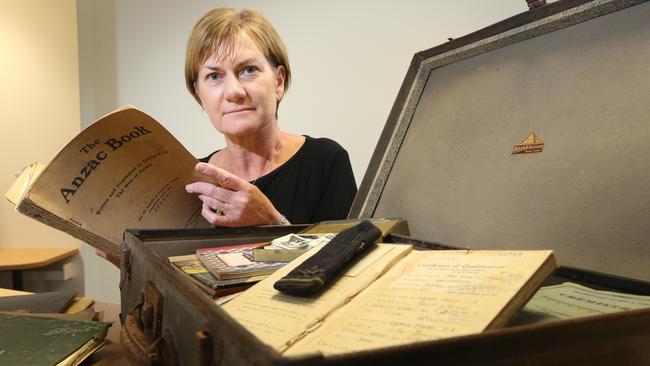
[120,0,650,364]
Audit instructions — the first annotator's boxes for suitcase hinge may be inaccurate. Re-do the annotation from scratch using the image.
[121,281,178,366]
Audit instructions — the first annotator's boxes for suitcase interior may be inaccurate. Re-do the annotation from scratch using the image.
[352,0,650,283]
[121,226,650,366]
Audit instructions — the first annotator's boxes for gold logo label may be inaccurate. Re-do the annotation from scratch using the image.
[512,132,544,154]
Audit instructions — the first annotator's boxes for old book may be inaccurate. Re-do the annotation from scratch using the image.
[251,242,307,263]
[196,243,285,280]
[0,312,110,366]
[252,233,335,263]
[168,254,267,297]
[64,297,95,315]
[0,290,77,313]
[223,244,556,356]
[301,218,409,237]
[511,282,650,325]
[5,162,45,205]
[5,106,210,261]
[253,218,409,263]
[249,218,408,263]
[213,292,243,306]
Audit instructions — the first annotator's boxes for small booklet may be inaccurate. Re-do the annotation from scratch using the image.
[5,106,211,261]
[511,282,650,325]
[196,243,286,280]
[168,254,266,297]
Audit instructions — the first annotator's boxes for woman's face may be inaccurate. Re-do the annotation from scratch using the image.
[195,32,285,139]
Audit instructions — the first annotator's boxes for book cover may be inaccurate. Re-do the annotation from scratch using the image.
[5,106,212,262]
[252,246,308,263]
[196,243,285,280]
[0,312,109,366]
[511,282,650,325]
[168,254,267,296]
[0,290,77,313]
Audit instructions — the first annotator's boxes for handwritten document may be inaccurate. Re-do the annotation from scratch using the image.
[512,282,650,325]
[284,249,554,356]
[223,244,412,351]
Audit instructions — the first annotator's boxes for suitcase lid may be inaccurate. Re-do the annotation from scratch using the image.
[351,0,650,281]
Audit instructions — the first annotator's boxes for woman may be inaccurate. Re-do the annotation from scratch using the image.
[184,8,357,226]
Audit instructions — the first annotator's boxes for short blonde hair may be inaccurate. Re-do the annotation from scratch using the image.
[185,8,291,105]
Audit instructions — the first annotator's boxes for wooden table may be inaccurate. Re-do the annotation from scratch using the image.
[0,248,78,290]
[0,288,31,296]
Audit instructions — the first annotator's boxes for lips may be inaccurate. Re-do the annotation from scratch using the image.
[224,107,254,115]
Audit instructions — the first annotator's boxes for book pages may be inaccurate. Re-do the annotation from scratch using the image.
[5,162,45,205]
[11,107,211,259]
[223,243,413,352]
[512,282,650,324]
[284,249,555,356]
[196,244,284,280]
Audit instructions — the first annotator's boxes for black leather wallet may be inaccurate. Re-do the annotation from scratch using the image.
[273,220,381,296]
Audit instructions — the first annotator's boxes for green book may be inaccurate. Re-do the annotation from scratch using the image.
[0,312,109,366]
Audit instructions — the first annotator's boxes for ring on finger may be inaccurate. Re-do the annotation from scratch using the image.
[214,201,225,215]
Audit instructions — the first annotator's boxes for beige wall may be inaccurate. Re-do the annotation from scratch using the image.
[0,0,83,292]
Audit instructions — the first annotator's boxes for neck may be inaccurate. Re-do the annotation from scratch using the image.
[223,126,285,181]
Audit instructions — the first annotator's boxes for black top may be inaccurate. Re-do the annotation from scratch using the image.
[199,136,357,224]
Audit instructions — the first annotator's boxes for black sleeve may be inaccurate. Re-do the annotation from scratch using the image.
[311,147,357,222]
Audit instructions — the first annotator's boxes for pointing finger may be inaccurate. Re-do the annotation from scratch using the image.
[195,162,248,191]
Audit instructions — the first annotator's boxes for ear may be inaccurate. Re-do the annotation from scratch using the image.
[275,65,286,102]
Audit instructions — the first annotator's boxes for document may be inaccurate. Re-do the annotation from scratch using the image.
[223,245,556,356]
[223,244,409,352]
[511,282,650,324]
[5,107,210,261]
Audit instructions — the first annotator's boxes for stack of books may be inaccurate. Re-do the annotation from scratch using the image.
[170,235,337,304]
[196,243,286,280]
[170,243,287,305]
[0,290,110,366]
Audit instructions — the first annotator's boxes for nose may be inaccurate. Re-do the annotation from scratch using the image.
[224,75,246,102]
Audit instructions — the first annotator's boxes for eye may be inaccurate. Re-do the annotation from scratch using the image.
[206,72,222,82]
[241,66,259,76]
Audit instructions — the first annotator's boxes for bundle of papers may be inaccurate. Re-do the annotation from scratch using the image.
[266,233,336,251]
[253,233,336,263]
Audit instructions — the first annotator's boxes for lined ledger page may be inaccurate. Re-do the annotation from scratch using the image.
[284,249,554,356]
[513,282,650,324]
[222,243,412,352]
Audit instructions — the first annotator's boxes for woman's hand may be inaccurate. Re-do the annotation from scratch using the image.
[95,249,120,268]
[185,162,288,227]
